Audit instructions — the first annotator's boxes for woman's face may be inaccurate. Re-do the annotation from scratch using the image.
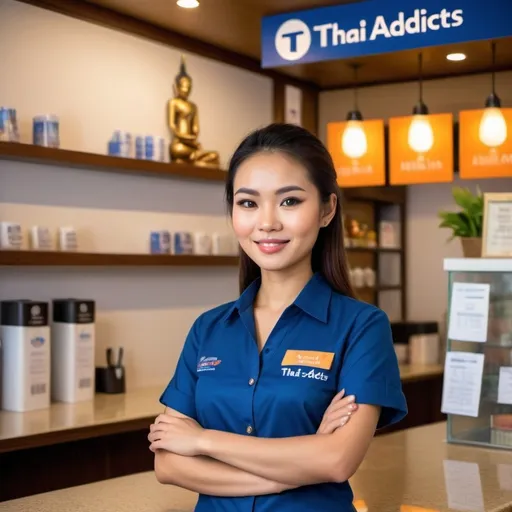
[231,151,336,274]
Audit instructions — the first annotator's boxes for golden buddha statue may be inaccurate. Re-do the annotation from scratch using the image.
[168,56,220,168]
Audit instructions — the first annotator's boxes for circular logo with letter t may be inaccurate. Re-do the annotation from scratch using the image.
[275,19,311,61]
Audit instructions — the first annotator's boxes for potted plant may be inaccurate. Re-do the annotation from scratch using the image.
[437,186,484,258]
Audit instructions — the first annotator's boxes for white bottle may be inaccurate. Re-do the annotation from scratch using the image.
[51,299,95,403]
[0,300,51,412]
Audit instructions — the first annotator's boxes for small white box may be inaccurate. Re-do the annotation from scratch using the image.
[0,222,23,250]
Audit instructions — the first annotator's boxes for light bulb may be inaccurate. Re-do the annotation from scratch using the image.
[407,115,434,153]
[177,0,199,8]
[341,120,367,159]
[479,107,507,148]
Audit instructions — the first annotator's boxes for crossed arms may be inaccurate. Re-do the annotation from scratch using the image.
[150,398,380,497]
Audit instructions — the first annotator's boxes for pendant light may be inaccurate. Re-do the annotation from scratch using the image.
[342,64,367,160]
[408,53,434,154]
[479,41,507,148]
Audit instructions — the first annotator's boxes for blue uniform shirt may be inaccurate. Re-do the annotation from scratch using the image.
[160,272,408,512]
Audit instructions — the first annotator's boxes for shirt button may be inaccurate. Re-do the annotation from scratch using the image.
[246,425,253,434]
[248,378,255,386]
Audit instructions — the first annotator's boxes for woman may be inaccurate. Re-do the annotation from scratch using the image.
[148,123,408,511]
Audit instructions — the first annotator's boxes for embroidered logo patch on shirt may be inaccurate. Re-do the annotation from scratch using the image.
[281,350,335,370]
[197,356,222,372]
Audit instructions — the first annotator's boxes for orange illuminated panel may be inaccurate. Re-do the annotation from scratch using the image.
[389,113,454,185]
[327,119,386,187]
[459,108,512,179]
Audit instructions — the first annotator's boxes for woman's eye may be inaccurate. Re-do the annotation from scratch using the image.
[281,197,302,207]
[237,199,256,208]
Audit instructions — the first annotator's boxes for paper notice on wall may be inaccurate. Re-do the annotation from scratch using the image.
[497,367,512,405]
[443,460,484,512]
[448,282,490,343]
[441,351,484,417]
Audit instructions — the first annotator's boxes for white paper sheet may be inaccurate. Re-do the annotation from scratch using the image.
[498,366,512,405]
[443,460,484,512]
[448,282,490,343]
[441,351,484,417]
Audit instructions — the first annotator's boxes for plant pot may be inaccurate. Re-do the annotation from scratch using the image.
[460,237,482,258]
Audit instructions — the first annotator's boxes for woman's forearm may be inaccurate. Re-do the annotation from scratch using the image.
[198,431,339,486]
[154,450,297,497]
[198,405,380,487]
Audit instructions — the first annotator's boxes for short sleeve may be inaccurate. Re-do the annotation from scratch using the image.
[159,316,202,420]
[338,307,407,430]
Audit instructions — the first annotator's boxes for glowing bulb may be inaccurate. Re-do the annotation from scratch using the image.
[177,0,199,8]
[479,107,507,148]
[341,120,367,159]
[446,53,466,61]
[407,115,434,153]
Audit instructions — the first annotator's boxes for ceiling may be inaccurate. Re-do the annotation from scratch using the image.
[83,0,512,89]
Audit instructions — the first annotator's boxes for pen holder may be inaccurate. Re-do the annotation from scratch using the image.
[95,366,126,394]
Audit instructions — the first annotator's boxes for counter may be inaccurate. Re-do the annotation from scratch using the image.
[0,385,164,453]
[2,422,511,512]
[0,364,445,502]
[0,364,443,452]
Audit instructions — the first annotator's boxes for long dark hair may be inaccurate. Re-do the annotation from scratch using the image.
[225,123,355,299]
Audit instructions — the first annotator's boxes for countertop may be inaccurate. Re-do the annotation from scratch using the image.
[0,386,164,452]
[0,364,444,451]
[2,422,511,512]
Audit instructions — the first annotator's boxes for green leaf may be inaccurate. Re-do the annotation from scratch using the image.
[437,186,484,241]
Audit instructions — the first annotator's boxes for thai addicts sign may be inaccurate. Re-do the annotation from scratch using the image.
[261,0,512,68]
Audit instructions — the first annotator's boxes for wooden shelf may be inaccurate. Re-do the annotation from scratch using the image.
[0,251,238,267]
[0,141,227,182]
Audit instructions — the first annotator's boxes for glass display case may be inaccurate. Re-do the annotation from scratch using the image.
[443,258,512,451]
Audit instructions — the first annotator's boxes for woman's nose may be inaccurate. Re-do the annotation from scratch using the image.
[258,207,282,231]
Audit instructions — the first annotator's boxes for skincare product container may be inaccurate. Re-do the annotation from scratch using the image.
[30,226,54,250]
[1,300,50,412]
[0,222,23,249]
[150,231,171,254]
[193,233,212,255]
[59,227,78,251]
[174,232,193,254]
[51,299,95,403]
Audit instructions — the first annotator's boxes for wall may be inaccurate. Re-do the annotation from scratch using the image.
[319,71,512,327]
[0,0,273,390]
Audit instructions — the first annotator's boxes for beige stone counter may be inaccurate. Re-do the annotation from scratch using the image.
[0,386,164,452]
[0,364,443,452]
[3,422,512,512]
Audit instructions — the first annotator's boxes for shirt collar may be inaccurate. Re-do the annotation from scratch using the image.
[223,272,332,324]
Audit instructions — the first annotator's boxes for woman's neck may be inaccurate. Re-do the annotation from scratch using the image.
[255,262,314,312]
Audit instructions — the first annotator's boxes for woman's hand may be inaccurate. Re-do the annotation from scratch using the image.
[317,389,358,434]
[148,413,204,456]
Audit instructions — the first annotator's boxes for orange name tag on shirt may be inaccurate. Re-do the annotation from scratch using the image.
[281,350,335,370]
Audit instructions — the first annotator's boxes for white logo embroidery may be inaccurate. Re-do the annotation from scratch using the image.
[281,367,328,382]
[275,19,312,61]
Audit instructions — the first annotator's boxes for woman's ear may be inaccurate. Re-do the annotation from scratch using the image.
[321,193,337,228]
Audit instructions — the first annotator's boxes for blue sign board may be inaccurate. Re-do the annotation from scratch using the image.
[261,0,512,68]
